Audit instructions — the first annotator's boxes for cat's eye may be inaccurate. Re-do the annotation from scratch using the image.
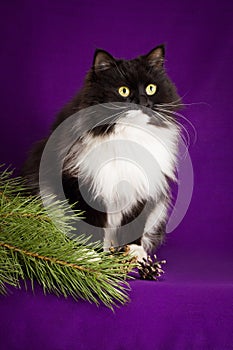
[118,86,130,97]
[145,84,157,96]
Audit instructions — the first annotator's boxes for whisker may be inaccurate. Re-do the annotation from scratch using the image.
[150,108,177,127]
[156,94,185,108]
[152,109,190,153]
[86,108,129,136]
[155,106,197,145]
[159,113,190,151]
[158,101,209,108]
[103,108,131,135]
[102,102,128,110]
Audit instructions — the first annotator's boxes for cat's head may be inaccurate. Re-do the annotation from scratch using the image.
[82,45,181,113]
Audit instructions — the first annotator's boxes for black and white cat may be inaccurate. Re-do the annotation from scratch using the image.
[23,45,181,261]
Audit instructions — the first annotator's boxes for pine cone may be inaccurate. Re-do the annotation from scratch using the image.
[137,255,166,281]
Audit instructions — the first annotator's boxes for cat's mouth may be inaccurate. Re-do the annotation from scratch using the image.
[124,104,169,128]
[134,104,156,117]
[90,103,171,137]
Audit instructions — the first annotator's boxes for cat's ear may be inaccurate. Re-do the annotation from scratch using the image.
[93,49,115,71]
[145,45,165,68]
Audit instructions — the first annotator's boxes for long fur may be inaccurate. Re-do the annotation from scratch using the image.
[22,45,181,258]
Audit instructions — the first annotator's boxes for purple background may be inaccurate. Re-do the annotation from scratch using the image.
[0,1,232,349]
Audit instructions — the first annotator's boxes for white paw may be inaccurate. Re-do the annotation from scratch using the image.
[128,244,147,262]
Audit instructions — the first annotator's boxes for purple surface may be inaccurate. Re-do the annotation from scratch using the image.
[0,1,233,349]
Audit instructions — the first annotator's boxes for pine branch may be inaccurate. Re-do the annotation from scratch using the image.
[0,167,137,309]
[0,241,95,272]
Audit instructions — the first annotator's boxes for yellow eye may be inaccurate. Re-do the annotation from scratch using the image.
[118,86,130,97]
[145,84,157,96]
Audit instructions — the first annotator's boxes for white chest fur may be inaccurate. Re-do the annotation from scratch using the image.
[67,110,179,226]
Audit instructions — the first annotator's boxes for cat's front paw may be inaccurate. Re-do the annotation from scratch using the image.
[128,244,148,262]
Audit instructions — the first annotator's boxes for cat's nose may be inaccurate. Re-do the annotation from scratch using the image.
[139,95,152,108]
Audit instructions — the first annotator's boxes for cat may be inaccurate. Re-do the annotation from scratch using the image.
[22,45,181,261]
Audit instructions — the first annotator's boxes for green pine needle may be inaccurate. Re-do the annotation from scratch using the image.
[0,166,137,309]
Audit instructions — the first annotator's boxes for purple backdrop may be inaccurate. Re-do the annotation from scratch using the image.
[0,1,232,349]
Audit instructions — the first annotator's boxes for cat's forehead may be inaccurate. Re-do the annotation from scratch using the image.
[115,57,160,82]
[118,57,148,70]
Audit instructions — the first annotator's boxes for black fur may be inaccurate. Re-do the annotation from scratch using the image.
[22,45,181,251]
